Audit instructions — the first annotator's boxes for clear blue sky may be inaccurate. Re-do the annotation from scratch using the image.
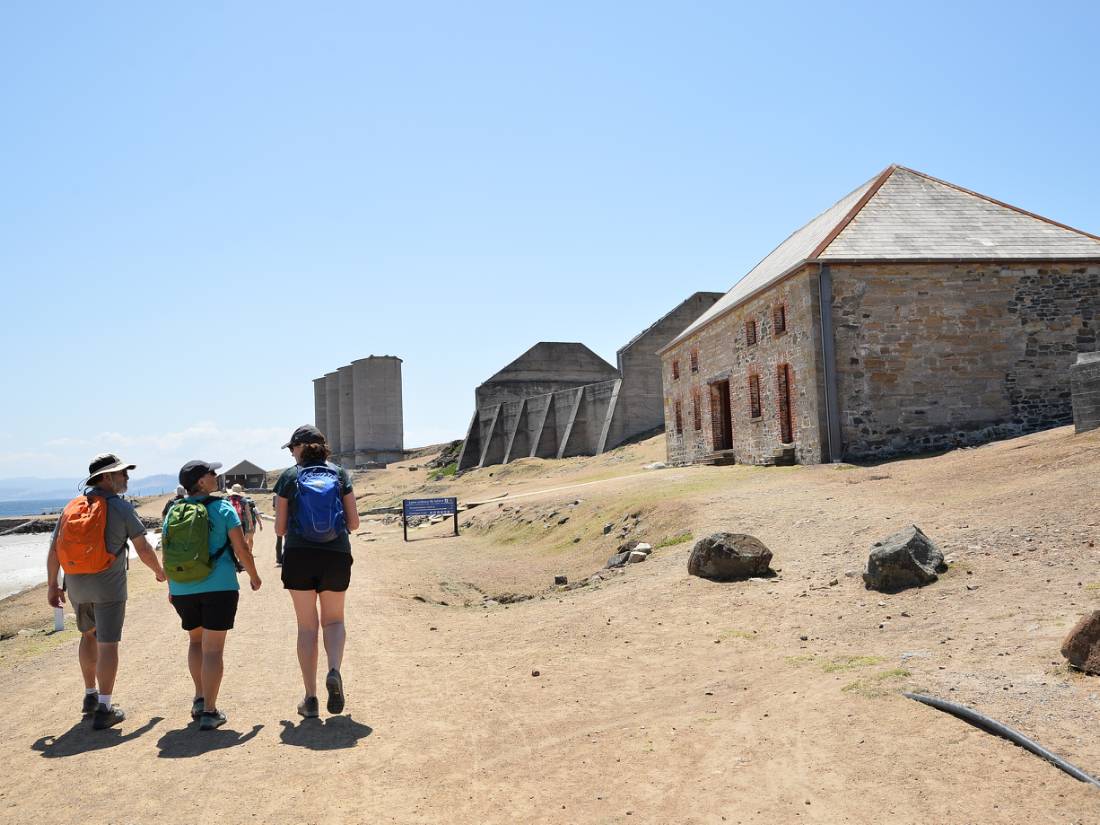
[2,1,1098,479]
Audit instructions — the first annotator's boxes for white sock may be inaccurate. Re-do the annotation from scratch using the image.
[85,688,98,695]
[98,693,112,708]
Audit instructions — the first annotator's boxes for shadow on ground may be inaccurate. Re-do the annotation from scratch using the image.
[32,716,162,757]
[156,722,263,757]
[279,716,373,750]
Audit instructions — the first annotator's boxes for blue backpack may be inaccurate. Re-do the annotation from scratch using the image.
[293,464,346,543]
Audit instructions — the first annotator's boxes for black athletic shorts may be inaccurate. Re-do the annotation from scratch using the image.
[171,590,240,631]
[281,548,353,592]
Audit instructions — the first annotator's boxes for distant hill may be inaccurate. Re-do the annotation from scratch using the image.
[0,473,179,500]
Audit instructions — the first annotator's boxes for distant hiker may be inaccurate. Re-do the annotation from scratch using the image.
[46,453,166,730]
[161,484,186,520]
[273,493,284,566]
[227,483,262,552]
[162,460,262,731]
[274,425,359,718]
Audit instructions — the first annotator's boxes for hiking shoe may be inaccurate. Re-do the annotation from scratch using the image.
[297,696,319,718]
[191,697,204,720]
[92,705,126,730]
[325,669,345,714]
[199,710,226,731]
[82,692,99,715]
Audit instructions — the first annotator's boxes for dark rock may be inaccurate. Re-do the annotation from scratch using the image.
[1062,611,1100,674]
[606,552,632,569]
[687,533,773,581]
[602,522,614,535]
[862,525,947,592]
[554,575,568,586]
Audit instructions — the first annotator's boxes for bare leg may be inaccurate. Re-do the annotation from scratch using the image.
[319,591,347,673]
[200,630,228,710]
[289,590,320,698]
[79,629,98,690]
[187,627,204,697]
[97,642,119,697]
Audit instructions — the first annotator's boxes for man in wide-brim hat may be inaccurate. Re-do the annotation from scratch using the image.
[46,453,166,730]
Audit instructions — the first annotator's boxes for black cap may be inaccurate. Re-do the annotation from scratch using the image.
[282,425,325,449]
[179,459,222,490]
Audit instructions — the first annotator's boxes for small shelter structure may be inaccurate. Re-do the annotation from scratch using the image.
[221,460,268,491]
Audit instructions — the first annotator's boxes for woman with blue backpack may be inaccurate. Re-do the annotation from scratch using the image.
[274,425,359,718]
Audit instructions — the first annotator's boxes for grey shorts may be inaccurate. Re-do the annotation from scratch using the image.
[73,600,126,643]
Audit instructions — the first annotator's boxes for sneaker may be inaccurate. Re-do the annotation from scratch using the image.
[92,704,126,730]
[325,669,345,714]
[82,692,99,715]
[199,710,226,731]
[297,696,319,718]
[191,697,204,720]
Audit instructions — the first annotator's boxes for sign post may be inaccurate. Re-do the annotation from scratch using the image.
[402,497,459,542]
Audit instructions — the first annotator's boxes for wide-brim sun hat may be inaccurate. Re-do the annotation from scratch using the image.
[81,453,136,488]
[230,483,244,494]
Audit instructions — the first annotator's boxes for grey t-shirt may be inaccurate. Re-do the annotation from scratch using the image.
[53,488,146,604]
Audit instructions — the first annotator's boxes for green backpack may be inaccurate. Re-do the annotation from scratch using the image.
[162,496,228,583]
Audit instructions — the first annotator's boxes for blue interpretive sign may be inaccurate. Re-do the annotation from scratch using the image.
[402,497,459,541]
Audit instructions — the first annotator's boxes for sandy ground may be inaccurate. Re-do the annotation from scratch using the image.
[2,428,1100,824]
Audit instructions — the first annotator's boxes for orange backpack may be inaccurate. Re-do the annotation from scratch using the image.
[56,495,114,574]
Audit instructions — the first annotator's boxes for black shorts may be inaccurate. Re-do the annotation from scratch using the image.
[281,549,353,592]
[171,590,240,631]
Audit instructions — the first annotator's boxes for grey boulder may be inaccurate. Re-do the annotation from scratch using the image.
[862,525,946,592]
[687,533,773,581]
[606,552,632,569]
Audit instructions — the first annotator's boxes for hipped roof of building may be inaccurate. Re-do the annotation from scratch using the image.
[661,165,1100,354]
[481,342,619,385]
[222,459,266,476]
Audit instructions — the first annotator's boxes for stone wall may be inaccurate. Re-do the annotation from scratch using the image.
[830,262,1100,460]
[661,268,825,465]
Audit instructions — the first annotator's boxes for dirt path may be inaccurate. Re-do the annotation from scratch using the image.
[4,429,1100,823]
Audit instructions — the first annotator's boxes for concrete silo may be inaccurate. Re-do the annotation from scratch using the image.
[337,364,355,466]
[352,355,404,466]
[324,371,341,453]
[313,376,328,433]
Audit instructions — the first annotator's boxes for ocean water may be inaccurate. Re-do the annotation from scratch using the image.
[0,534,156,600]
[0,499,70,518]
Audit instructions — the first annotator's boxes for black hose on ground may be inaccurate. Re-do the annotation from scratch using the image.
[904,691,1100,789]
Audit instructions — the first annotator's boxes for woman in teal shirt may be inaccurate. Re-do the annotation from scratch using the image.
[165,460,262,730]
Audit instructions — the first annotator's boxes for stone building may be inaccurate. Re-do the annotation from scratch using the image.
[312,355,404,468]
[457,292,722,470]
[660,165,1100,466]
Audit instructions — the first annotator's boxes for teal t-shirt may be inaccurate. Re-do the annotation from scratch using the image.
[163,496,242,596]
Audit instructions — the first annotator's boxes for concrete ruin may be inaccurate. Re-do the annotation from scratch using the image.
[457,293,722,470]
[312,355,404,467]
[1071,352,1100,433]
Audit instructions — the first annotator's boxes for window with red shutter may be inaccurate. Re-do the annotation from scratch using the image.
[745,319,757,346]
[748,373,761,419]
[773,305,786,335]
[674,399,683,434]
[690,349,699,373]
[692,388,702,431]
[777,364,793,443]
[672,360,680,380]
